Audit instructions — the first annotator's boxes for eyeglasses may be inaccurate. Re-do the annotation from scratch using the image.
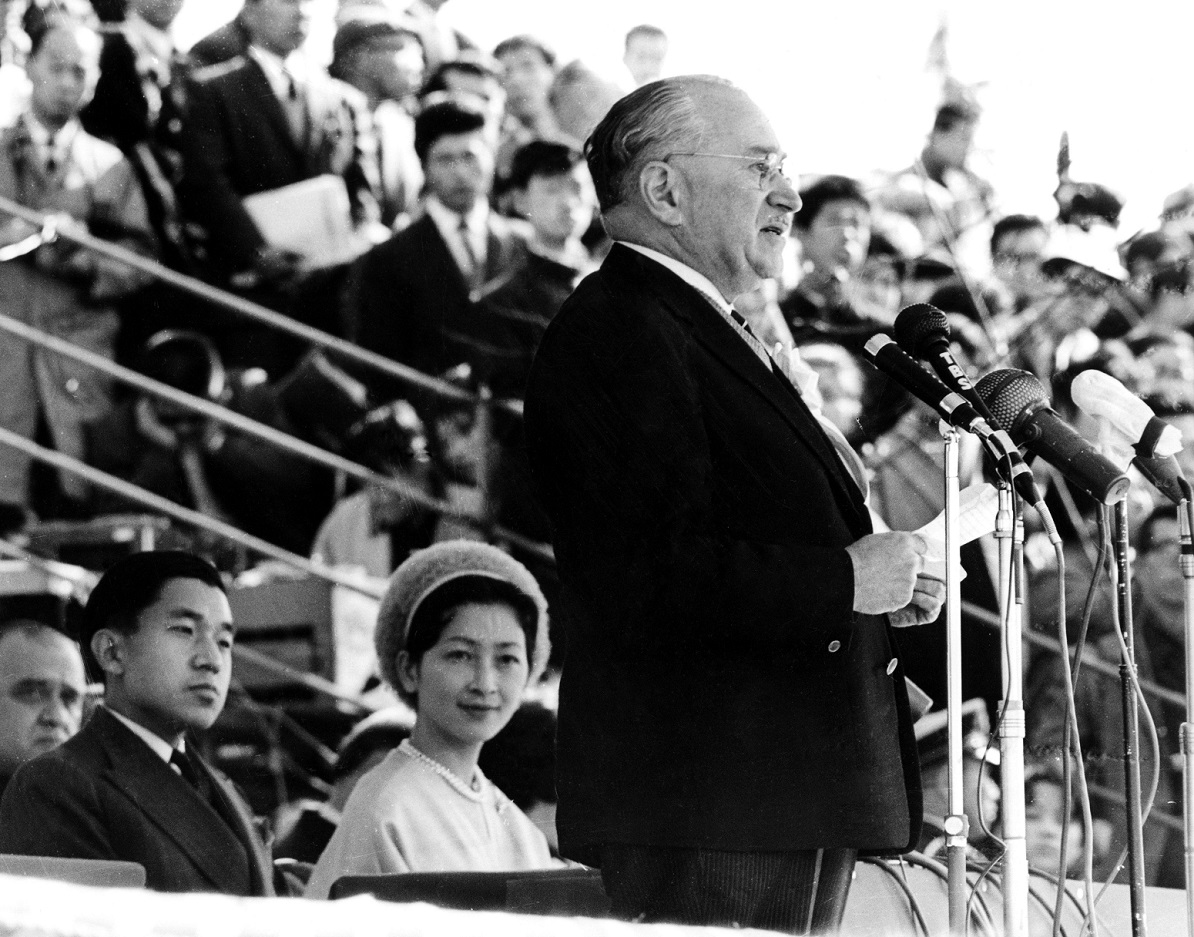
[665,151,790,191]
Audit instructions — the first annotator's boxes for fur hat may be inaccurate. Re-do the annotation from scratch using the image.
[374,540,550,697]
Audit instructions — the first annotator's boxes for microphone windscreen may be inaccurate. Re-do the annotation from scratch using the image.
[974,369,1047,432]
[894,303,949,358]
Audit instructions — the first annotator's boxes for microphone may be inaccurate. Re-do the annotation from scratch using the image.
[863,334,981,429]
[1069,369,1184,458]
[974,368,1131,505]
[894,303,991,415]
[1132,453,1190,506]
[864,335,1041,505]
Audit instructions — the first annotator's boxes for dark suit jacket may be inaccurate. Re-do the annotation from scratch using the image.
[81,30,195,271]
[187,16,251,68]
[524,245,922,866]
[178,55,378,274]
[345,210,530,398]
[0,707,275,896]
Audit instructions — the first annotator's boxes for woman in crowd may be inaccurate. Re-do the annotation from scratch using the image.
[305,540,555,897]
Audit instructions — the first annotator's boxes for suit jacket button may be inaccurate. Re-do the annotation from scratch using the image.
[886,657,898,675]
[827,640,841,653]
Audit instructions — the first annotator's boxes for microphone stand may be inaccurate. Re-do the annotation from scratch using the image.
[941,427,970,934]
[1112,500,1148,937]
[1178,495,1194,937]
[994,481,1030,937]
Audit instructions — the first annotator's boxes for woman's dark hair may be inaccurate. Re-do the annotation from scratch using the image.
[405,575,538,666]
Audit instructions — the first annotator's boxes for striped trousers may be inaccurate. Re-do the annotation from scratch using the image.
[599,844,857,934]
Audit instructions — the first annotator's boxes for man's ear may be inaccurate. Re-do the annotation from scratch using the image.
[90,629,124,679]
[396,651,419,697]
[638,160,684,227]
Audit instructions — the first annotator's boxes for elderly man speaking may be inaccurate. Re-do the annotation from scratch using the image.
[524,76,944,934]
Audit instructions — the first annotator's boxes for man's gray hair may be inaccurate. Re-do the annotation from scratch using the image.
[584,75,733,213]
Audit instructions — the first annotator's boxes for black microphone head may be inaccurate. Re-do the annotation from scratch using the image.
[975,369,1048,433]
[894,303,950,358]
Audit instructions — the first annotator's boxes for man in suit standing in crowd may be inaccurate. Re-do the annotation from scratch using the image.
[0,551,278,896]
[345,95,528,401]
[0,619,86,800]
[329,14,425,228]
[177,0,379,372]
[524,76,944,933]
[81,0,193,271]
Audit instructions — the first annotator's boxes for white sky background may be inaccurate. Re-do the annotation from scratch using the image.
[175,0,1194,238]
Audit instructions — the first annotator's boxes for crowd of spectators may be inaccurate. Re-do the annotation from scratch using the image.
[0,0,1190,897]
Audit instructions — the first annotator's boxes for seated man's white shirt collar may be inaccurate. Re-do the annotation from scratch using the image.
[425,195,488,274]
[619,241,733,315]
[108,708,183,762]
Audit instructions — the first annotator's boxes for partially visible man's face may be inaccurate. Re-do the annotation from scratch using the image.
[26,25,101,130]
[362,34,424,103]
[623,34,667,86]
[799,198,871,278]
[245,0,310,58]
[668,86,800,301]
[103,578,234,744]
[423,129,494,214]
[129,0,185,31]
[441,68,505,124]
[929,120,975,169]
[992,226,1048,302]
[0,626,85,778]
[514,163,594,248]
[498,46,554,123]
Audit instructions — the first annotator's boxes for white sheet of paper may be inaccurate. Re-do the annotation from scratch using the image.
[242,174,362,268]
[914,482,1001,581]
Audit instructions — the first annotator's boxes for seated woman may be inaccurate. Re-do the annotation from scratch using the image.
[305,540,556,897]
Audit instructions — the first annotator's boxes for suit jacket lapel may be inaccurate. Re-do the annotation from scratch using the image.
[193,750,275,896]
[609,246,869,527]
[418,213,470,297]
[241,58,305,167]
[93,709,254,895]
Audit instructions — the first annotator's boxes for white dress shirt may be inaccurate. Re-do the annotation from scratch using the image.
[108,708,184,763]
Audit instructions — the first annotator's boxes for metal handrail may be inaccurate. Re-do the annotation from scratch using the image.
[0,193,476,404]
[963,600,1186,711]
[0,426,387,599]
[0,312,553,562]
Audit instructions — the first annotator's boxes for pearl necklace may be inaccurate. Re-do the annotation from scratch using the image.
[399,739,485,802]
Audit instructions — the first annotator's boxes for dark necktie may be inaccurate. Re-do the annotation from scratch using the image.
[170,747,203,792]
[458,214,480,288]
[282,68,308,147]
[730,309,868,497]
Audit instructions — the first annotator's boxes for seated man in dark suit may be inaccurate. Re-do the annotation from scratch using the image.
[344,94,528,403]
[0,551,279,896]
[0,619,86,800]
[177,0,380,371]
